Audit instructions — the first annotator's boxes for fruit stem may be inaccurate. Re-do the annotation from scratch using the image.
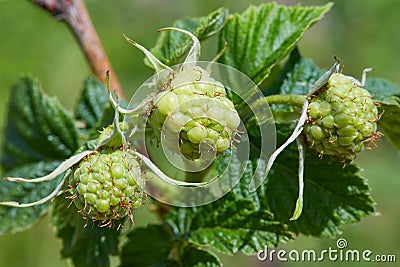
[265,94,306,107]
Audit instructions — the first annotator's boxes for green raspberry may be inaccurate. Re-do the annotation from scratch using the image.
[304,73,380,158]
[150,66,240,160]
[187,126,208,144]
[69,148,146,224]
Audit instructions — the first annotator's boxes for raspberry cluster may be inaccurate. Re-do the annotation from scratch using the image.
[304,73,379,158]
[69,148,146,224]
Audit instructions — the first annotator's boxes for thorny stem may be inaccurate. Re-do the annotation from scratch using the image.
[30,0,125,98]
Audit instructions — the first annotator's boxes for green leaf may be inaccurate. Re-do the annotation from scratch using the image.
[266,123,375,237]
[0,161,62,234]
[219,2,332,85]
[75,77,114,134]
[120,224,177,267]
[148,8,228,67]
[365,78,400,104]
[1,77,79,171]
[120,224,221,267]
[365,78,400,150]
[267,57,324,122]
[279,58,323,96]
[259,46,303,96]
[180,246,221,267]
[52,196,119,267]
[166,158,292,256]
[184,199,290,255]
[376,102,400,150]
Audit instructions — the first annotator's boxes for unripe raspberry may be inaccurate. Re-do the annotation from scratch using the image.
[304,73,380,158]
[69,148,146,224]
[151,66,240,160]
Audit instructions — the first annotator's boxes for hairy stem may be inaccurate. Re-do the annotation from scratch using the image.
[265,94,306,107]
[31,0,125,98]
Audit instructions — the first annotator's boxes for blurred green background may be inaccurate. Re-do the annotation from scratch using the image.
[0,0,399,266]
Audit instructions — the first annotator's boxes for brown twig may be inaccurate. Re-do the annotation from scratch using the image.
[31,0,125,98]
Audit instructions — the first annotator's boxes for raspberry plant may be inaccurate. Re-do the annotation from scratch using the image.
[1,2,400,267]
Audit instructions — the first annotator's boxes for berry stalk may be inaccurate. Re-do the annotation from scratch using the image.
[265,94,306,107]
